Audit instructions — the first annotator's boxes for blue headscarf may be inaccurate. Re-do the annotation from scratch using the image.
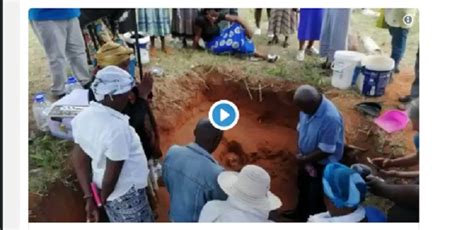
[322,163,367,208]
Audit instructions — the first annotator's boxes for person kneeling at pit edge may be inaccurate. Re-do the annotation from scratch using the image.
[366,176,419,222]
[370,99,420,179]
[199,165,282,222]
[71,66,154,222]
[365,100,419,223]
[307,163,386,222]
[194,9,279,63]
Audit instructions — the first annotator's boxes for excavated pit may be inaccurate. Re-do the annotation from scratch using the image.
[29,67,417,222]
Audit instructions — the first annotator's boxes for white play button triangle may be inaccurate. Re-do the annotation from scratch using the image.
[220,109,230,121]
[209,100,240,131]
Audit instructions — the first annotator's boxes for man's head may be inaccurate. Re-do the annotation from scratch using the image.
[91,66,135,112]
[202,9,220,24]
[194,118,223,153]
[407,99,419,131]
[293,85,322,115]
[96,42,133,70]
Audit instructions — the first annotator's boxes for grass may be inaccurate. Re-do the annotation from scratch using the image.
[28,8,419,210]
[364,194,394,214]
[29,134,73,194]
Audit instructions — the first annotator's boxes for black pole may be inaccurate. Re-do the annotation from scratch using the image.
[132,9,143,80]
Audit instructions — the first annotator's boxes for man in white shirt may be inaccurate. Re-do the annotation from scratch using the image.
[199,165,282,222]
[71,66,154,222]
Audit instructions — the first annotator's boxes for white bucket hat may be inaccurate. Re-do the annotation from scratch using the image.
[217,165,282,211]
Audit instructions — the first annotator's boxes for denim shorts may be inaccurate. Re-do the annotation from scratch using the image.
[104,187,155,222]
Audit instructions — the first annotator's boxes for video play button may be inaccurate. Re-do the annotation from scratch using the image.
[220,109,230,121]
[209,100,240,130]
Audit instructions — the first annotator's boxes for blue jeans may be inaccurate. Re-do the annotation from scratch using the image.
[389,26,409,68]
[104,187,155,222]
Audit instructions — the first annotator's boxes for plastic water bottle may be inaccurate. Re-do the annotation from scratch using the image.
[32,92,51,132]
[65,76,83,94]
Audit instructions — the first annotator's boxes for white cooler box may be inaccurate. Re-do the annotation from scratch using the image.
[47,89,89,140]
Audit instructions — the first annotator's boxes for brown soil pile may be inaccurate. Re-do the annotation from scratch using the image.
[29,66,417,222]
[29,182,86,222]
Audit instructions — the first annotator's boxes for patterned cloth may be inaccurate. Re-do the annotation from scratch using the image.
[81,18,126,64]
[104,187,155,222]
[137,9,171,37]
[171,8,199,37]
[206,23,255,55]
[267,9,297,36]
[217,9,238,30]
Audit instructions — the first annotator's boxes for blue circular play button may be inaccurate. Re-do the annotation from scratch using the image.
[208,100,240,130]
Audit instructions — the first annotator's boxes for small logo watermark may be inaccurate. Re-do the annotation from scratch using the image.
[403,15,414,26]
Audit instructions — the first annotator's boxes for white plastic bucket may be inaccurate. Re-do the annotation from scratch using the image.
[356,55,395,96]
[124,31,151,64]
[331,51,366,90]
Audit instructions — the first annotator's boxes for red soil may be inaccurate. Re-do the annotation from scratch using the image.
[29,66,417,222]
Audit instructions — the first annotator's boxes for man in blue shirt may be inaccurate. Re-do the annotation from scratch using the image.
[162,118,227,222]
[283,85,345,222]
[30,9,91,98]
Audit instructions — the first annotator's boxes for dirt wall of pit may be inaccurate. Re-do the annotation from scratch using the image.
[29,66,418,222]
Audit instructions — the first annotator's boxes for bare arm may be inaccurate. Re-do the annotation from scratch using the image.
[100,159,125,202]
[380,169,419,178]
[367,177,419,209]
[395,171,419,178]
[299,150,330,164]
[72,144,93,198]
[371,153,419,169]
[383,184,419,209]
[387,153,419,168]
[71,144,99,222]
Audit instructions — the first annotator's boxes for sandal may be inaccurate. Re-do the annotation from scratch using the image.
[267,54,280,63]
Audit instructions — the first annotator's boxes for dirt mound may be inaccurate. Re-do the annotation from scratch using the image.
[29,66,417,222]
[29,182,86,222]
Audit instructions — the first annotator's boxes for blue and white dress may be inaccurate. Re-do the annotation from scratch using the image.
[206,23,256,55]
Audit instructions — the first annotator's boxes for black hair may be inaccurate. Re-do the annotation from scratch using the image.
[201,9,219,15]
